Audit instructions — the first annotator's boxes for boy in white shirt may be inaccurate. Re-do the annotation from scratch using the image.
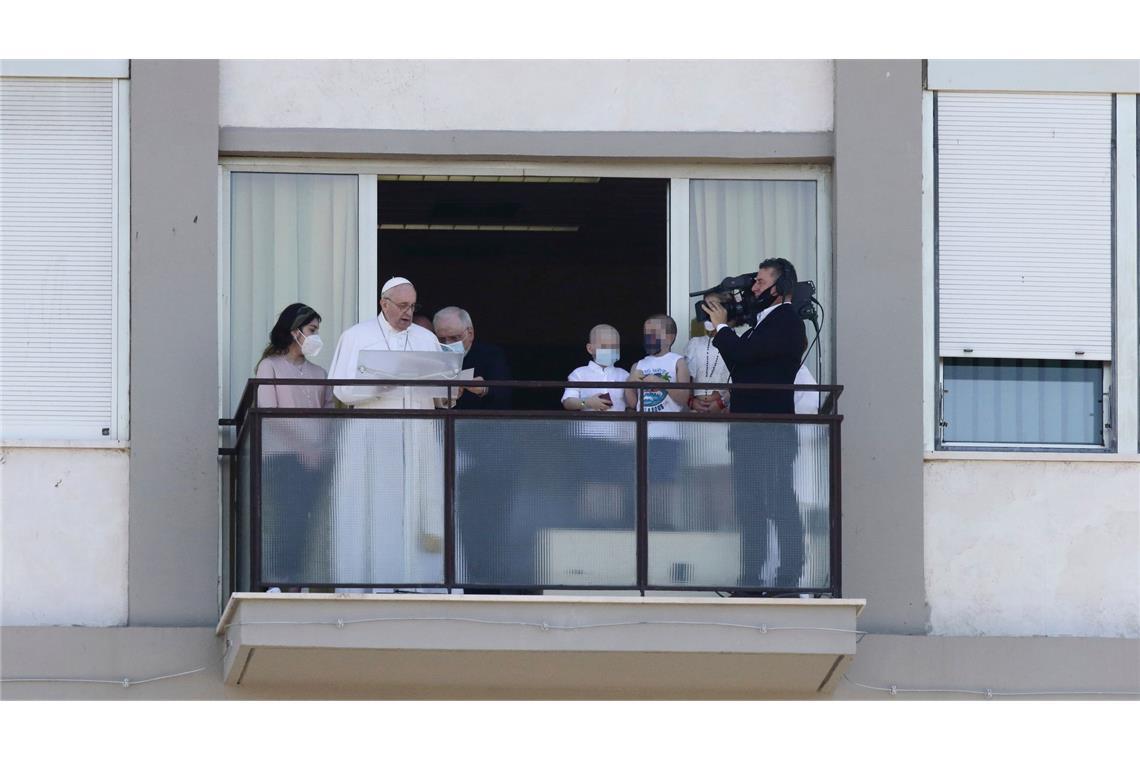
[561,324,629,412]
[626,314,691,528]
[560,324,632,528]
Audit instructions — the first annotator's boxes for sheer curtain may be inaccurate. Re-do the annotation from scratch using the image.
[229,173,358,414]
[689,179,817,295]
[689,179,819,366]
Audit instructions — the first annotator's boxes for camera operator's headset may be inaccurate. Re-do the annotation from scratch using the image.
[764,257,798,298]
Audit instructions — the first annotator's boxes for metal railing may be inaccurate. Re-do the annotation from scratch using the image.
[220,378,843,597]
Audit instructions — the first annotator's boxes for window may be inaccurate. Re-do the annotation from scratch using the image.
[688,177,828,380]
[0,76,129,443]
[940,358,1105,445]
[219,164,832,417]
[935,92,1114,449]
[226,172,359,414]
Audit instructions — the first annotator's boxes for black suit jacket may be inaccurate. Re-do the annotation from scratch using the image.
[711,303,805,414]
[457,341,513,410]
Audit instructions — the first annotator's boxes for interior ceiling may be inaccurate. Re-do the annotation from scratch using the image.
[378,177,666,230]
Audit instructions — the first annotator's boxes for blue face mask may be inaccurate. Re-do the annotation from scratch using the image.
[440,340,466,354]
[643,335,663,355]
[595,348,620,367]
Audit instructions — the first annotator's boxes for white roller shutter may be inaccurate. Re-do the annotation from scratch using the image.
[1,77,123,441]
[936,92,1113,361]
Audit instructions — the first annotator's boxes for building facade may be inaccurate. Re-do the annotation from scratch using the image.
[1,59,1137,698]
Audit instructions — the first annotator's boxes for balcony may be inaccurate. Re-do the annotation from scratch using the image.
[217,378,863,697]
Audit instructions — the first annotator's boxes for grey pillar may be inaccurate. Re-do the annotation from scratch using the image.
[129,60,220,625]
[834,60,929,633]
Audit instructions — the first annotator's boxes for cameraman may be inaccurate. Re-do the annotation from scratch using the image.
[702,258,806,594]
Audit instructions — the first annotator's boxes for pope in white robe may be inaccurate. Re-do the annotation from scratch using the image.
[327,277,447,588]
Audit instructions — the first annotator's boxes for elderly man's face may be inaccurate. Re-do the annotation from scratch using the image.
[380,284,417,331]
[434,315,474,352]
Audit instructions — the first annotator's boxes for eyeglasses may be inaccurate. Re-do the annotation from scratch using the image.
[383,298,421,314]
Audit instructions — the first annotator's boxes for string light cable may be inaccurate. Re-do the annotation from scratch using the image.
[0,640,231,689]
[0,617,864,687]
[841,674,1140,699]
[215,614,871,638]
[7,614,1136,698]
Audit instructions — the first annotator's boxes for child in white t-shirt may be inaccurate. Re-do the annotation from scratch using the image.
[626,314,691,528]
[625,313,691,414]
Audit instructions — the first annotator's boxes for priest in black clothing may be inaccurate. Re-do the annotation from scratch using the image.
[433,306,512,411]
[432,306,521,593]
[703,258,806,594]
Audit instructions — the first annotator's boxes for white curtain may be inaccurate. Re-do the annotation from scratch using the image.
[229,173,358,414]
[689,179,817,294]
[689,178,819,371]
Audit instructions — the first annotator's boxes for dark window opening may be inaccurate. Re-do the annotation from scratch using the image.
[377,177,668,409]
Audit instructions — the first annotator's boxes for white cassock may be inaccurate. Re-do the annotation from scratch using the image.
[327,315,446,588]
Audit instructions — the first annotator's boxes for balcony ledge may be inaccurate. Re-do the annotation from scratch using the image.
[217,592,866,698]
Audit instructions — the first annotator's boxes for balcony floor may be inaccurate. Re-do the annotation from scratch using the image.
[217,593,865,698]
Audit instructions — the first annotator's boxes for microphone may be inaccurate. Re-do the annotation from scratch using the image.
[688,273,756,298]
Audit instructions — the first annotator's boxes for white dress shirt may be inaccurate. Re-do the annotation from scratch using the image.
[561,360,630,410]
[562,360,632,441]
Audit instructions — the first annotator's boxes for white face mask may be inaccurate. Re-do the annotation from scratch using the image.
[595,348,620,367]
[440,340,466,354]
[296,332,322,358]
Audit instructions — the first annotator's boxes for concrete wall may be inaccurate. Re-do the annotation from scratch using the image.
[1,448,128,626]
[833,60,928,633]
[835,633,1140,700]
[129,60,220,626]
[925,459,1140,637]
[218,60,834,133]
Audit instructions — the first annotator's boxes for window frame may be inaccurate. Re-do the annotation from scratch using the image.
[925,90,1140,455]
[935,357,1113,451]
[0,77,131,447]
[216,158,833,419]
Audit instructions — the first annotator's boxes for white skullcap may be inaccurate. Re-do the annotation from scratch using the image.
[381,276,413,293]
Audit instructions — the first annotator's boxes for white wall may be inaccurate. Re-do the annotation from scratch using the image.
[1,448,129,626]
[925,460,1140,637]
[219,60,833,133]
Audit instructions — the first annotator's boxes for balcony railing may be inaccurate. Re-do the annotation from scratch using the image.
[220,378,843,597]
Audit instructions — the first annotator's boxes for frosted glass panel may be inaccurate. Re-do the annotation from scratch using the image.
[454,418,637,587]
[237,429,251,592]
[648,419,830,590]
[260,416,445,586]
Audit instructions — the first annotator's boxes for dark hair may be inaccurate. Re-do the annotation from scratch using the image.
[260,303,321,361]
[758,258,798,295]
[646,313,678,336]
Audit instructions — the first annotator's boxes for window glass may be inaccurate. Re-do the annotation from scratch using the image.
[228,173,358,415]
[688,179,820,374]
[942,358,1104,446]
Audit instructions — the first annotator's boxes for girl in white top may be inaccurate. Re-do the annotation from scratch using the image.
[682,332,733,413]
